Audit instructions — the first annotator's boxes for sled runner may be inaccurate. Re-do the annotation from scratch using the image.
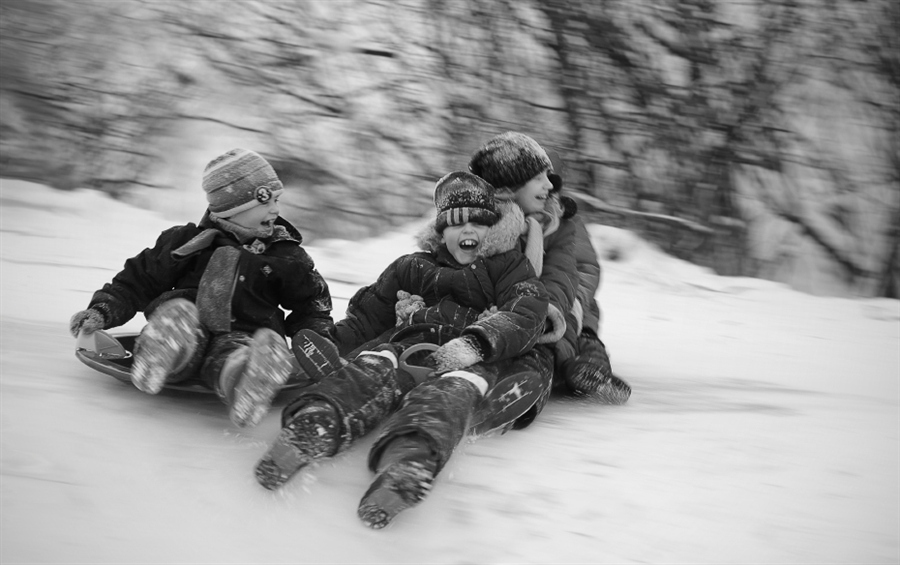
[75,329,307,394]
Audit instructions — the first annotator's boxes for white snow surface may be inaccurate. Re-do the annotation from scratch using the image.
[1,179,898,564]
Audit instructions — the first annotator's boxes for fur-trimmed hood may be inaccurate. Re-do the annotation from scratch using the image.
[414,200,526,258]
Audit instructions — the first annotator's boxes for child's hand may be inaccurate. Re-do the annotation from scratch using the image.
[69,308,105,337]
[477,306,498,321]
[429,335,483,372]
[395,290,425,326]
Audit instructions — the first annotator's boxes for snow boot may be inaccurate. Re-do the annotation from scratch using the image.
[131,298,201,394]
[255,401,340,490]
[229,328,294,428]
[357,435,438,529]
[291,329,346,383]
[564,332,631,404]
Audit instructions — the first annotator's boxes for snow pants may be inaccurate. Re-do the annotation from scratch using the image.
[281,324,555,472]
[368,343,555,475]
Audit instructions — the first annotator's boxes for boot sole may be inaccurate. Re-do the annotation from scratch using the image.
[255,425,312,490]
[357,461,433,529]
[131,299,199,395]
[230,329,292,428]
[254,414,336,490]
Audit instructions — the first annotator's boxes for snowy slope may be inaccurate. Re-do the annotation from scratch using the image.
[1,179,898,564]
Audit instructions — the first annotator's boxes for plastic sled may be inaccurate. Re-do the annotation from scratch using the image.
[75,329,308,394]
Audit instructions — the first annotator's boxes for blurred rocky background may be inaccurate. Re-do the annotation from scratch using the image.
[1,0,897,297]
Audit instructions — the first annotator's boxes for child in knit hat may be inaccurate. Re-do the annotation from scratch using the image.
[253,171,553,528]
[469,131,631,404]
[69,148,334,428]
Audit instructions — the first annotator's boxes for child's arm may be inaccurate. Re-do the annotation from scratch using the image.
[70,226,188,334]
[536,219,580,340]
[282,249,335,339]
[332,255,411,355]
[571,216,601,335]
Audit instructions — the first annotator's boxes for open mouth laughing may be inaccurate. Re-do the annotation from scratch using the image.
[459,238,480,250]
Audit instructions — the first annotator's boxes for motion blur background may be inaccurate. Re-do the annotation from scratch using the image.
[1,0,897,297]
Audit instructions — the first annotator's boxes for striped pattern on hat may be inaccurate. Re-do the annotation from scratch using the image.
[202,148,284,218]
[468,132,553,191]
[433,172,499,233]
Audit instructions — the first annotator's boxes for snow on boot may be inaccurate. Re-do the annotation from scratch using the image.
[255,402,339,490]
[291,329,345,383]
[131,299,200,395]
[217,346,249,405]
[565,334,631,404]
[358,437,437,529]
[229,328,293,428]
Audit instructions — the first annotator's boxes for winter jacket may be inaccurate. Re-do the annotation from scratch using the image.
[333,201,549,364]
[86,212,334,339]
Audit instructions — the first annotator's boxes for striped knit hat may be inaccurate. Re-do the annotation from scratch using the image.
[468,132,560,193]
[433,172,499,233]
[202,148,284,218]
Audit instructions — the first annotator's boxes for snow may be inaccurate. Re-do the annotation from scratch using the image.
[2,178,898,564]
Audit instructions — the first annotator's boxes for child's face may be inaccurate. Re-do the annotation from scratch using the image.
[229,196,280,235]
[442,221,492,265]
[514,169,553,215]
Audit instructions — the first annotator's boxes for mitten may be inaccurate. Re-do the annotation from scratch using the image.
[477,305,498,321]
[69,308,106,337]
[429,335,483,373]
[395,290,425,326]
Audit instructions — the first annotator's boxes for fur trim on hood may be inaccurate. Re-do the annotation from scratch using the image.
[415,200,526,258]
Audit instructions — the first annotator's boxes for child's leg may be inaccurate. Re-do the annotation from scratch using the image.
[197,329,295,428]
[470,344,555,435]
[199,331,254,401]
[255,340,419,490]
[227,328,294,428]
[564,329,631,404]
[290,328,346,382]
[357,434,438,529]
[131,299,206,394]
[359,369,488,528]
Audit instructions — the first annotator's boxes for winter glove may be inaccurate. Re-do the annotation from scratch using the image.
[428,335,483,373]
[69,308,106,337]
[395,290,425,326]
[476,305,498,321]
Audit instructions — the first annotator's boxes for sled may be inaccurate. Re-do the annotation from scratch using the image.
[75,329,307,394]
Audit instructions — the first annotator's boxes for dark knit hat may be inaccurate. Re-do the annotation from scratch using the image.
[433,172,499,233]
[202,148,284,218]
[468,132,559,193]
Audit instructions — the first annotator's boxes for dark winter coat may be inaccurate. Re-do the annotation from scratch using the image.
[333,201,549,364]
[87,212,334,339]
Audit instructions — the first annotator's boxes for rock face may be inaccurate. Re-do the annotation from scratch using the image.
[1,0,897,297]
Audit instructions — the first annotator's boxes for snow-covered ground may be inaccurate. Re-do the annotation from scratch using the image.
[1,179,898,564]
